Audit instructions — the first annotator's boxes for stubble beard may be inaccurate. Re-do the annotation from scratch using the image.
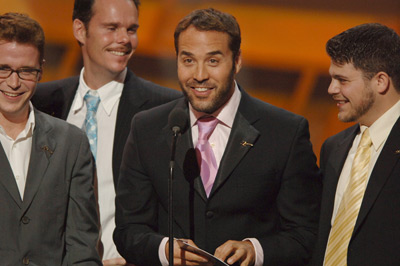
[180,65,236,114]
[339,85,375,123]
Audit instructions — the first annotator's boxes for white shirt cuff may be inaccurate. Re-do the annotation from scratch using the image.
[158,237,169,266]
[244,238,263,266]
[160,237,263,266]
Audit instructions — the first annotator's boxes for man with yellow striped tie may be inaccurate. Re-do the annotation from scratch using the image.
[311,23,400,266]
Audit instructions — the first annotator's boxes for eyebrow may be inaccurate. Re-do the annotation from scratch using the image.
[179,50,224,57]
[0,64,38,69]
[102,22,139,29]
[331,74,347,80]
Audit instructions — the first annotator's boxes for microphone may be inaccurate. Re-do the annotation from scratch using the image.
[167,107,188,266]
[168,107,189,135]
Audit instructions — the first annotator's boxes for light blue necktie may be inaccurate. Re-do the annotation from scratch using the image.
[83,91,100,160]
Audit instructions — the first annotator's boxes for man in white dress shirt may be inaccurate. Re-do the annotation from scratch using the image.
[0,12,101,265]
[31,0,181,265]
[311,23,400,266]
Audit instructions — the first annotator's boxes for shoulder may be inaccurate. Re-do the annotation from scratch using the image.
[34,109,85,139]
[123,70,182,100]
[134,98,181,122]
[36,76,79,93]
[241,92,306,129]
[322,124,358,149]
[33,76,79,110]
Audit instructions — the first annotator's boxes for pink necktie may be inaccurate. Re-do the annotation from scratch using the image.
[196,116,219,197]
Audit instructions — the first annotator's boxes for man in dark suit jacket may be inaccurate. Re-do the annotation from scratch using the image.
[32,0,181,265]
[311,23,400,266]
[0,13,101,265]
[114,8,321,266]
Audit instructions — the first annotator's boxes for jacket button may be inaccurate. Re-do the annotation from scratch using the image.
[21,216,30,224]
[22,257,30,264]
[206,211,214,218]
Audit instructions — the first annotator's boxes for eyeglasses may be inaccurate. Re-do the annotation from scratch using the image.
[0,66,41,81]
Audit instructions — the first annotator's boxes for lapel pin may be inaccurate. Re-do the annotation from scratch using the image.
[240,141,253,147]
[41,145,54,155]
[395,150,400,154]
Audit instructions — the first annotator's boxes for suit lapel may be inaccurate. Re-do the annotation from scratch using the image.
[113,70,148,187]
[161,100,207,200]
[354,118,400,234]
[210,111,259,197]
[59,77,79,120]
[0,143,22,206]
[21,110,55,212]
[319,125,358,240]
[209,90,260,198]
[326,126,359,187]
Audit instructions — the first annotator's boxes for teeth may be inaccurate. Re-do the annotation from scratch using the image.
[110,51,126,56]
[3,91,19,97]
[194,88,208,92]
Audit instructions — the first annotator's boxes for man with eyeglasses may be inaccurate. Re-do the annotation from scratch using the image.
[0,13,101,265]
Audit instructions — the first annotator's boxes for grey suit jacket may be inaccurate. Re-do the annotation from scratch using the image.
[32,69,182,188]
[311,118,400,266]
[0,109,101,266]
[114,88,321,266]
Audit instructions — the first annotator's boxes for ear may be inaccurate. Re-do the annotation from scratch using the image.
[37,59,45,82]
[234,50,242,74]
[374,71,390,94]
[73,19,87,45]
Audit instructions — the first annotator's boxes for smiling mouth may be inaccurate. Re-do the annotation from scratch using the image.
[193,87,213,92]
[332,96,348,105]
[109,50,131,56]
[1,91,23,97]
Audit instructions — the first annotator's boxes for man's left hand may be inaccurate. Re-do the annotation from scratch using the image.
[214,240,255,266]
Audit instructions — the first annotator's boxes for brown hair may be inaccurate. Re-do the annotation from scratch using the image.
[174,8,241,60]
[0,12,45,65]
[73,0,141,29]
[327,23,400,92]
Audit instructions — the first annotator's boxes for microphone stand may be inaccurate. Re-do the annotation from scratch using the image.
[169,127,179,266]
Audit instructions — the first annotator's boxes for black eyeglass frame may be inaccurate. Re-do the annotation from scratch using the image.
[0,66,42,81]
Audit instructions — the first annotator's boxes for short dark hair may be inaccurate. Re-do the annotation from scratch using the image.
[0,12,45,65]
[326,23,400,92]
[174,8,241,59]
[73,0,141,29]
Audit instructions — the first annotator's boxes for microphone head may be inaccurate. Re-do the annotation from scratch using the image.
[168,108,189,134]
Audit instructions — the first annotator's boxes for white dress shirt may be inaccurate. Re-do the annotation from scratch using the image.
[0,103,35,200]
[67,67,125,260]
[331,100,400,224]
[159,83,264,266]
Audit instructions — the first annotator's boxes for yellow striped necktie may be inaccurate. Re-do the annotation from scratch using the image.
[324,128,372,266]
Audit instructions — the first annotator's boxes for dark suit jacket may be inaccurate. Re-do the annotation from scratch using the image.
[114,89,321,266]
[0,109,101,266]
[31,70,182,188]
[311,118,400,266]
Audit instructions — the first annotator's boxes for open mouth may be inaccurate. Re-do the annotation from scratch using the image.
[193,87,213,92]
[1,90,24,97]
[108,49,131,56]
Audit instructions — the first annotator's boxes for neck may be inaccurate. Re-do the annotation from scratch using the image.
[359,92,400,127]
[82,65,125,90]
[0,110,29,140]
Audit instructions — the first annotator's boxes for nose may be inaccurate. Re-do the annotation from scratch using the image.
[327,79,339,95]
[193,63,209,83]
[116,29,129,44]
[6,72,21,90]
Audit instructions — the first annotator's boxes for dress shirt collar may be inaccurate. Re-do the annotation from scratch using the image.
[189,81,241,127]
[0,102,35,140]
[72,67,126,116]
[364,99,400,151]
